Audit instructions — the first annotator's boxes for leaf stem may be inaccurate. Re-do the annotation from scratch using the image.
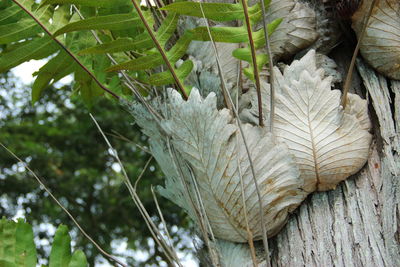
[11,0,120,100]
[198,3,233,111]
[241,0,264,127]
[341,0,377,109]
[130,0,188,100]
[259,0,275,136]
[90,114,183,267]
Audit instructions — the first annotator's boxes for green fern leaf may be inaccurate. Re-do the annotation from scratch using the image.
[161,1,264,22]
[0,18,41,44]
[0,4,24,25]
[143,60,194,86]
[164,0,280,81]
[0,5,53,43]
[0,218,88,267]
[49,225,72,267]
[0,218,37,267]
[80,12,179,54]
[31,51,74,103]
[106,31,193,72]
[54,13,142,35]
[68,251,88,267]
[39,0,130,8]
[0,37,58,73]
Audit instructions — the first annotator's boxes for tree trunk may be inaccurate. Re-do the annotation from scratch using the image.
[269,61,400,267]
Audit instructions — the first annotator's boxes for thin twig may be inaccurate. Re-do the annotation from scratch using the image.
[236,134,258,267]
[166,139,220,266]
[11,0,119,100]
[259,0,275,136]
[241,0,263,127]
[198,3,232,111]
[107,130,151,154]
[130,0,188,99]
[341,0,377,109]
[134,156,153,190]
[89,114,183,266]
[151,185,175,248]
[0,142,127,267]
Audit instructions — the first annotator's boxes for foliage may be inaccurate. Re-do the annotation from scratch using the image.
[0,217,88,267]
[0,0,281,104]
[0,73,190,266]
[162,0,282,80]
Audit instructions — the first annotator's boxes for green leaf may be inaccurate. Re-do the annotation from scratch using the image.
[0,36,58,73]
[145,60,194,86]
[15,219,37,267]
[232,47,268,69]
[74,65,104,108]
[68,251,87,267]
[0,19,40,44]
[0,5,53,44]
[107,32,193,72]
[40,0,130,8]
[191,26,249,43]
[48,4,72,32]
[54,13,141,36]
[32,51,74,104]
[0,218,17,264]
[49,225,71,267]
[0,5,24,25]
[0,219,87,267]
[79,37,142,54]
[161,1,268,22]
[79,12,179,55]
[0,218,37,267]
[161,2,244,22]
[191,19,281,48]
[155,13,179,46]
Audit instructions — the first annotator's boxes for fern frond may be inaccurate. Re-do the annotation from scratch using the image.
[39,0,131,8]
[79,12,179,54]
[163,0,282,81]
[0,0,281,105]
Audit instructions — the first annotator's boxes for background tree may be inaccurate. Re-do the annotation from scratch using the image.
[0,72,191,266]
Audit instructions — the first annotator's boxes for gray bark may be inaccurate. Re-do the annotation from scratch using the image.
[269,60,400,267]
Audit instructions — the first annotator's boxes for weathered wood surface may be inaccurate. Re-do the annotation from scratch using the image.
[269,61,400,267]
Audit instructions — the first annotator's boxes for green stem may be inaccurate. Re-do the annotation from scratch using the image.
[130,0,188,100]
[241,0,264,127]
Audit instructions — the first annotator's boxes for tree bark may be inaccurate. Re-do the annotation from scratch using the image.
[269,60,400,267]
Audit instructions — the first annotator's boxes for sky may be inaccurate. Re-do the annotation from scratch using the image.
[10,61,198,267]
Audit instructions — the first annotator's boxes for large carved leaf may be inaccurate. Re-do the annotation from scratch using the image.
[351,0,400,80]
[266,0,318,59]
[241,50,372,192]
[161,89,306,242]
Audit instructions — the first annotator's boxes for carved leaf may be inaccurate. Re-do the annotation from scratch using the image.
[161,89,306,242]
[241,50,372,192]
[352,0,400,80]
[267,0,318,59]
